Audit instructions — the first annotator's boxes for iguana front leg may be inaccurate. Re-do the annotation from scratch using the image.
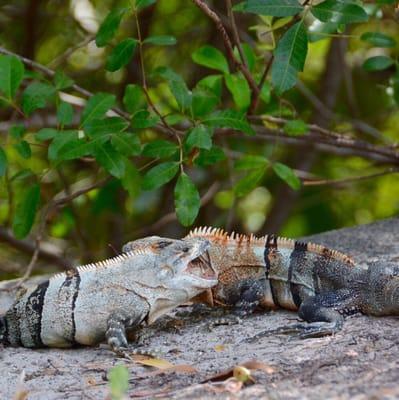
[106,311,159,358]
[208,279,265,329]
[245,289,360,342]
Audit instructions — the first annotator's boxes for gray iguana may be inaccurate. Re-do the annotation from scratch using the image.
[123,227,399,338]
[0,237,217,356]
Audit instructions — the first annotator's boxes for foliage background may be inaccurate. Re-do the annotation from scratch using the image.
[0,0,398,277]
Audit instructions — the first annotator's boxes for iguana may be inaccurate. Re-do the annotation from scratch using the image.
[0,237,217,356]
[123,227,399,338]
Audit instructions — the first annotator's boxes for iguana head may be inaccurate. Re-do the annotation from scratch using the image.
[124,236,217,323]
[124,236,217,290]
[363,262,399,315]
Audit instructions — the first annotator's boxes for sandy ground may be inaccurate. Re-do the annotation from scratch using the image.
[0,218,398,399]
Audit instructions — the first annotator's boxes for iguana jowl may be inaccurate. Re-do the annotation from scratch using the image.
[0,237,217,355]
[123,227,399,337]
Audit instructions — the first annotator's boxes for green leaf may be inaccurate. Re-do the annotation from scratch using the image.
[131,110,160,128]
[123,84,147,114]
[237,43,256,72]
[10,169,34,182]
[48,130,79,161]
[271,21,308,94]
[260,82,271,104]
[197,75,223,98]
[144,35,177,46]
[14,140,31,159]
[84,117,129,137]
[93,142,126,178]
[284,119,308,136]
[156,67,192,111]
[234,169,265,197]
[106,38,137,72]
[194,146,226,166]
[36,128,58,142]
[142,140,178,158]
[272,162,301,190]
[57,101,74,126]
[202,110,255,135]
[9,125,25,140]
[192,45,229,74]
[96,8,128,47]
[21,82,55,115]
[136,0,156,11]
[191,87,219,117]
[241,0,304,17]
[311,0,368,24]
[54,70,74,90]
[12,183,41,239]
[142,162,179,190]
[234,155,268,170]
[174,172,200,226]
[121,161,141,198]
[363,56,394,71]
[111,132,141,156]
[0,146,7,177]
[224,73,251,110]
[58,138,95,161]
[108,365,129,400]
[186,125,213,151]
[0,55,24,100]
[81,93,116,126]
[361,32,396,48]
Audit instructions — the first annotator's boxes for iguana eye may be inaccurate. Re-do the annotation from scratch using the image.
[182,246,190,253]
[157,241,172,248]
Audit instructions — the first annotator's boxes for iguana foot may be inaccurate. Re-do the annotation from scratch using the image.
[113,345,162,360]
[243,320,342,343]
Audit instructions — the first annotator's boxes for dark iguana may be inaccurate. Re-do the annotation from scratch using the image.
[123,227,399,338]
[0,237,217,356]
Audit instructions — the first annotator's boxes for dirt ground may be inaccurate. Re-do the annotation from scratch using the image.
[1,218,398,399]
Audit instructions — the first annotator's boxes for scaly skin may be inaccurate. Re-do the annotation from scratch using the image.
[0,237,217,357]
[123,227,399,338]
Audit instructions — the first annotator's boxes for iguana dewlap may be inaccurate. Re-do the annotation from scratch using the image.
[0,237,217,355]
[123,227,399,337]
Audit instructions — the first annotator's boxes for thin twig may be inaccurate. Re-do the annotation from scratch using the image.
[302,168,399,186]
[8,177,109,285]
[249,55,274,114]
[225,0,246,66]
[47,35,95,69]
[0,227,70,268]
[134,13,184,170]
[0,46,131,121]
[51,177,110,208]
[132,182,220,237]
[192,0,259,96]
[218,123,399,164]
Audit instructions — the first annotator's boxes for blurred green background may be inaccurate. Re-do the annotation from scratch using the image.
[0,0,398,277]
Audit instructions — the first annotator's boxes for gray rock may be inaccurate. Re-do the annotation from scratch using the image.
[1,218,398,399]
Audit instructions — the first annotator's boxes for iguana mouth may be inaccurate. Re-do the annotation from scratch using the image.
[187,250,217,282]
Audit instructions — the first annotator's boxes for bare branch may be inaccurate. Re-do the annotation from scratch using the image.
[303,168,399,187]
[0,46,131,121]
[132,182,221,237]
[225,0,246,66]
[192,0,259,96]
[0,227,70,269]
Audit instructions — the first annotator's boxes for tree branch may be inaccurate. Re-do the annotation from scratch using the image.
[132,182,220,237]
[192,0,259,96]
[302,167,399,187]
[0,227,70,269]
[0,46,131,121]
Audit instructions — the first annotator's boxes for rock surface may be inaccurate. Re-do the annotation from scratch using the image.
[1,218,398,399]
